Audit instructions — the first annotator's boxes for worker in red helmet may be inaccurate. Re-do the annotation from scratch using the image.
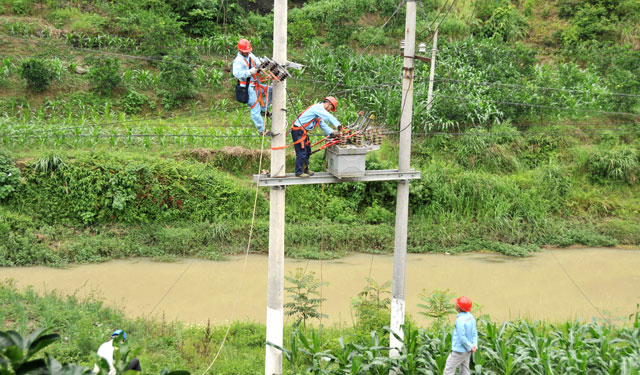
[232,38,273,136]
[443,296,478,375]
[290,96,342,177]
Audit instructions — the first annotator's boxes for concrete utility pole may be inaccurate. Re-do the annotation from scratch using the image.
[426,27,438,112]
[390,0,416,358]
[265,0,287,373]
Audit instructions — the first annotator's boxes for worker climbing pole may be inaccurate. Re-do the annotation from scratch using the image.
[233,38,293,137]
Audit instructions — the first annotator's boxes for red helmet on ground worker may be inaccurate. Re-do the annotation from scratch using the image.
[324,96,337,112]
[237,38,252,53]
[456,296,472,312]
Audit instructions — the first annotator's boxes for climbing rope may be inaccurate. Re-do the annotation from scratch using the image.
[199,91,272,375]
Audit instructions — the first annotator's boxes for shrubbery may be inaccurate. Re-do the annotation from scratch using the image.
[0,150,21,201]
[158,48,198,109]
[19,57,55,92]
[8,155,263,225]
[87,57,122,95]
[120,89,148,114]
[586,146,639,185]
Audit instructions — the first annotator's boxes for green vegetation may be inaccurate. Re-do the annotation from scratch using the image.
[0,0,639,266]
[284,268,327,329]
[2,280,639,374]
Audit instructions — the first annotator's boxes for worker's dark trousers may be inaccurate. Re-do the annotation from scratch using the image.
[292,128,311,176]
[125,358,141,372]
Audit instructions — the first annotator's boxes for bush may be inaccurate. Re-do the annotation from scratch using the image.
[120,89,148,114]
[158,48,198,109]
[352,278,392,341]
[454,126,521,173]
[585,146,639,184]
[19,58,55,92]
[0,208,59,266]
[11,155,263,225]
[474,0,529,41]
[364,204,393,224]
[87,57,122,95]
[10,0,32,15]
[0,150,21,201]
[166,0,245,36]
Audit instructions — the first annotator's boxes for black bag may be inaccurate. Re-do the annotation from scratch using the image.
[235,78,250,104]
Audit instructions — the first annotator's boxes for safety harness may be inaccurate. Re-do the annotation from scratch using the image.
[271,105,322,151]
[241,57,269,110]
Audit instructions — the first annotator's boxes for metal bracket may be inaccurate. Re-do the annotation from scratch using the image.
[285,61,304,70]
[401,53,431,63]
[253,169,421,187]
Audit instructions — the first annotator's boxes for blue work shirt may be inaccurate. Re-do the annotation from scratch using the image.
[293,103,341,136]
[451,311,478,353]
[232,52,261,83]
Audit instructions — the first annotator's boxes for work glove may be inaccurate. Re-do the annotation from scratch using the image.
[248,67,259,75]
[337,125,343,132]
[328,132,338,139]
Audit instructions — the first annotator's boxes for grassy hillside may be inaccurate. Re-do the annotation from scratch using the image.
[1,0,639,265]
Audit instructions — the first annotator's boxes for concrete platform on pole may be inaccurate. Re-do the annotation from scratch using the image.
[253,169,421,186]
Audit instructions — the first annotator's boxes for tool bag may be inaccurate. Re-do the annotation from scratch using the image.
[235,77,250,104]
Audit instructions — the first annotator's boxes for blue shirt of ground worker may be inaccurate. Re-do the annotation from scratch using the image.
[293,103,341,136]
[451,311,478,353]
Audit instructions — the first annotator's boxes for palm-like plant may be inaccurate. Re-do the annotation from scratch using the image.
[0,328,61,375]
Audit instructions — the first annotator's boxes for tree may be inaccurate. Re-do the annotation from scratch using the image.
[284,268,328,330]
[417,288,456,331]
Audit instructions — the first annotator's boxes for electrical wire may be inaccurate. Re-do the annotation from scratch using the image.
[199,110,271,375]
[549,251,612,324]
[147,260,196,318]
[467,0,478,25]
[419,0,451,35]
[427,77,640,98]
[0,109,228,135]
[323,0,406,97]
[432,94,640,118]
[1,34,210,69]
[433,0,458,34]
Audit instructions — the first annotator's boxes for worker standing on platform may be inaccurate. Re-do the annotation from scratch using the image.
[232,38,273,136]
[291,96,342,177]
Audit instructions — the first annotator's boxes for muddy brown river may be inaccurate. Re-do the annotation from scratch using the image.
[2,248,639,325]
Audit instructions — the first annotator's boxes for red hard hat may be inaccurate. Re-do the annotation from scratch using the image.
[237,38,252,53]
[324,96,337,112]
[456,296,472,312]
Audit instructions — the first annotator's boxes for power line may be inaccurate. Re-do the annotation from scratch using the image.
[0,109,225,134]
[324,0,406,97]
[433,94,640,118]
[1,34,211,69]
[549,251,611,324]
[467,0,478,25]
[433,0,457,33]
[427,77,640,98]
[5,123,637,143]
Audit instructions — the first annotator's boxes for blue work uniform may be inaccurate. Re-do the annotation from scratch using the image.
[232,52,272,133]
[444,311,478,375]
[451,311,477,352]
[290,103,341,176]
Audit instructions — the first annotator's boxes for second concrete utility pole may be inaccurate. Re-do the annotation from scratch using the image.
[390,0,416,358]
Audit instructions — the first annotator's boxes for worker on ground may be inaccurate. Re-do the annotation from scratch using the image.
[291,96,342,177]
[232,38,273,136]
[93,330,141,375]
[443,296,478,375]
